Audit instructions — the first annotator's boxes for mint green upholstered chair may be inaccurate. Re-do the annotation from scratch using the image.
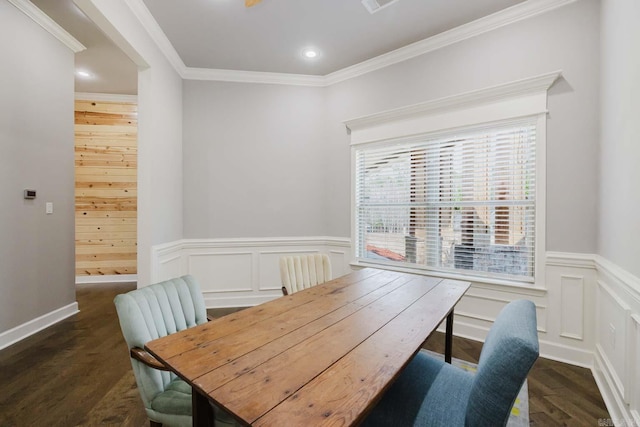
[362,299,539,427]
[114,275,235,427]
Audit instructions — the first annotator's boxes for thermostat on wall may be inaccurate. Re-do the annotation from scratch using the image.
[24,189,36,199]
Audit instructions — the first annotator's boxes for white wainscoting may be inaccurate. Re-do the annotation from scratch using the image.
[150,237,352,308]
[543,252,598,367]
[444,281,548,348]
[592,255,640,427]
[596,280,630,402]
[560,275,585,340]
[431,252,595,368]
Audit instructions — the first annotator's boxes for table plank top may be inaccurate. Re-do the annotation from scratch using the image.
[146,268,470,426]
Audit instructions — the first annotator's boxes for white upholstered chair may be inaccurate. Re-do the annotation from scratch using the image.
[279,254,332,295]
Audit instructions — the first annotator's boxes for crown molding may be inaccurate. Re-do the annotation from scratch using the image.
[124,0,187,75]
[182,67,326,87]
[75,92,138,102]
[8,0,86,53]
[344,70,561,131]
[325,0,577,85]
[124,0,326,87]
[130,0,576,87]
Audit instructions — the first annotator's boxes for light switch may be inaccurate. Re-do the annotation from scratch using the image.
[46,202,53,214]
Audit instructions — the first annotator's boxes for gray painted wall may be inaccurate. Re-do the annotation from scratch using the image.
[183,81,327,238]
[324,0,600,253]
[82,0,185,286]
[598,0,640,278]
[182,0,600,256]
[0,2,76,332]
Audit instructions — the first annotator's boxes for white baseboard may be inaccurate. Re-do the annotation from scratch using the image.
[75,274,137,284]
[0,302,79,351]
[538,339,595,369]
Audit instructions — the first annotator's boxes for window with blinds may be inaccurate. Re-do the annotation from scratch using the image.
[354,118,537,282]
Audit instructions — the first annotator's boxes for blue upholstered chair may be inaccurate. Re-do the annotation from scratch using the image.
[362,299,539,427]
[114,275,235,427]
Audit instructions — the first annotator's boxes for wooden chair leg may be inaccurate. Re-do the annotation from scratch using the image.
[150,421,162,427]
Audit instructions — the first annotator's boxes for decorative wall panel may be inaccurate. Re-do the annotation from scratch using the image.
[188,252,254,293]
[597,280,630,401]
[74,100,137,276]
[560,275,584,340]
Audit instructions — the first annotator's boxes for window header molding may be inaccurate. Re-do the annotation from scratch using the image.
[344,71,562,145]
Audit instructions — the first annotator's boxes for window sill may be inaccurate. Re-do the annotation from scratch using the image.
[349,259,548,296]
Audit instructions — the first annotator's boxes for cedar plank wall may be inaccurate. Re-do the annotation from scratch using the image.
[74,100,137,277]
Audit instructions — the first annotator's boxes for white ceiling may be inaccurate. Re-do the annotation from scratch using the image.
[29,0,528,94]
[30,0,138,95]
[142,0,526,75]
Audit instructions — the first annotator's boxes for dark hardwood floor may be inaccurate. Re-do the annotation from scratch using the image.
[0,282,609,426]
[0,283,148,427]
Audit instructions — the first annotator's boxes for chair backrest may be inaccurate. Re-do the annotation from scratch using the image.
[280,254,332,295]
[465,299,539,426]
[114,275,208,410]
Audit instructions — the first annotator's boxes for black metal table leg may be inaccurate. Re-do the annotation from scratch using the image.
[445,310,454,364]
[193,387,213,427]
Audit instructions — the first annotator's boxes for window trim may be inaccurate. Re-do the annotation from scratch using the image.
[345,71,561,288]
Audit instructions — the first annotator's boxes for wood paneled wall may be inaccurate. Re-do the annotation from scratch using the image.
[74,100,137,277]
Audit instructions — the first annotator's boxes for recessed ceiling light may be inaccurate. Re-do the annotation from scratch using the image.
[302,49,318,59]
[362,0,400,14]
[76,70,92,78]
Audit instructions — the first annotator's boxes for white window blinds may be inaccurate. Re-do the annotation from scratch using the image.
[354,118,537,282]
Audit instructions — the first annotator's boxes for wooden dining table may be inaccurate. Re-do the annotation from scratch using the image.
[145,267,470,427]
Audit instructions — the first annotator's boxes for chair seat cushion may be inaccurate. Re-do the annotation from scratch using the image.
[363,352,473,427]
[150,378,192,416]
